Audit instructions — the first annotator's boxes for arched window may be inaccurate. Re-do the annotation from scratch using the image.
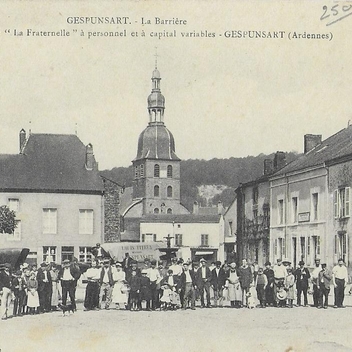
[154,185,160,197]
[167,208,172,214]
[154,208,159,214]
[134,166,138,179]
[154,164,160,177]
[167,186,173,198]
[167,165,173,178]
[140,164,144,178]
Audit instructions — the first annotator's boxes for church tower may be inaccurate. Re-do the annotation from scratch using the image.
[132,67,189,215]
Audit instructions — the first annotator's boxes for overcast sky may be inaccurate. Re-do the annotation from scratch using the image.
[0,1,350,169]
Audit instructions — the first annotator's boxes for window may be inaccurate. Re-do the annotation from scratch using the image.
[175,234,183,246]
[312,193,318,221]
[252,187,258,205]
[154,164,160,177]
[229,221,233,236]
[61,246,74,262]
[167,186,173,198]
[43,208,57,234]
[167,165,173,178]
[300,237,305,261]
[142,233,156,242]
[263,205,270,229]
[7,220,21,241]
[154,185,160,197]
[167,208,172,214]
[335,233,348,263]
[8,198,19,212]
[307,236,311,256]
[292,197,298,223]
[79,209,94,235]
[43,246,56,263]
[140,164,144,178]
[278,199,284,224]
[334,187,350,218]
[79,247,92,262]
[135,165,138,179]
[154,208,159,214]
[313,236,320,257]
[201,234,209,246]
[253,209,258,222]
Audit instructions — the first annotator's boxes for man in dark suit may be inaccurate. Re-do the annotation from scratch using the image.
[196,258,212,308]
[122,253,133,272]
[179,262,197,310]
[318,263,332,309]
[37,262,52,313]
[294,260,310,306]
[211,261,227,307]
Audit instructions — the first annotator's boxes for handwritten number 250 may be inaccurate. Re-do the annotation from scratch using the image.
[321,5,339,20]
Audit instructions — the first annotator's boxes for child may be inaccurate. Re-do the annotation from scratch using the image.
[12,270,26,317]
[128,271,141,311]
[285,268,295,308]
[27,271,40,315]
[255,267,268,308]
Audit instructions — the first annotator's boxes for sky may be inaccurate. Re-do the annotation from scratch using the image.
[0,1,351,169]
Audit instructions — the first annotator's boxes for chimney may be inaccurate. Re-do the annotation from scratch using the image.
[304,134,322,154]
[193,201,199,215]
[85,143,95,170]
[274,151,286,171]
[19,129,26,153]
[217,201,224,215]
[264,159,274,175]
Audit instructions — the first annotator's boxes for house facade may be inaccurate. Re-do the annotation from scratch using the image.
[139,214,225,263]
[0,130,104,264]
[270,130,352,270]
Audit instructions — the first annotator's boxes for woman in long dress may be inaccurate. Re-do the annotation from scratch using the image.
[112,263,128,309]
[27,271,40,314]
[225,263,242,308]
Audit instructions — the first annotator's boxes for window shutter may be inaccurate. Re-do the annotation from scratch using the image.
[153,234,157,242]
[142,234,145,242]
[345,233,349,266]
[334,190,338,218]
[345,187,350,217]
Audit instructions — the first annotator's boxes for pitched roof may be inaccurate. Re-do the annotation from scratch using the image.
[0,133,104,193]
[140,213,221,224]
[273,126,352,176]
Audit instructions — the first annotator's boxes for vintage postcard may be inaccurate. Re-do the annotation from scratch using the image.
[0,1,352,351]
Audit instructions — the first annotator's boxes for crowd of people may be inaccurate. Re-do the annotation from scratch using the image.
[0,252,350,320]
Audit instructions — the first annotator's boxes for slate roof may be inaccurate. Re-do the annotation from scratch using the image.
[273,126,352,176]
[134,124,180,161]
[140,214,221,223]
[0,133,104,193]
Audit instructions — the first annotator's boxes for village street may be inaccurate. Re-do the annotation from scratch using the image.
[1,288,352,352]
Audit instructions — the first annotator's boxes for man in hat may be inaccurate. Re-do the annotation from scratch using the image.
[318,263,332,309]
[58,259,80,311]
[99,258,114,309]
[211,261,227,307]
[179,262,197,310]
[238,259,253,307]
[146,259,161,310]
[310,258,322,307]
[294,261,310,306]
[0,263,13,320]
[37,262,52,313]
[332,258,349,308]
[196,258,212,308]
[122,252,132,272]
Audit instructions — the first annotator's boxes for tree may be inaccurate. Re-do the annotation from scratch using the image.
[0,205,17,234]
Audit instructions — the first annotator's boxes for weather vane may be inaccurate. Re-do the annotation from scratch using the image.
[154,46,158,69]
